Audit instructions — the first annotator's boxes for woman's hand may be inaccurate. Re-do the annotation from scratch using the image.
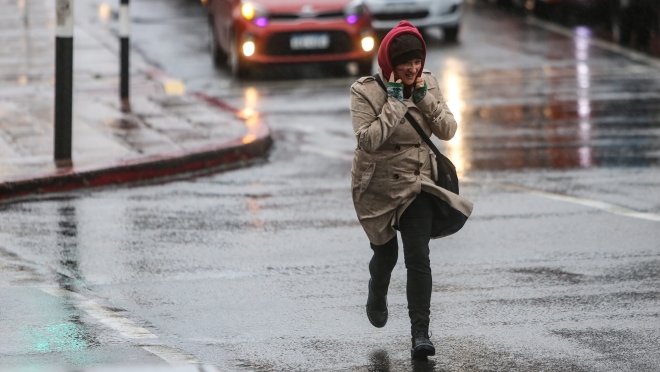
[387,72,404,103]
[415,77,424,89]
[413,77,427,104]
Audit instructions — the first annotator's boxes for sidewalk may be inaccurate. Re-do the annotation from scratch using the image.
[0,0,271,201]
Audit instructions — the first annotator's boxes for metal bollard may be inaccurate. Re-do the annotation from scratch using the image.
[120,0,131,113]
[54,0,74,167]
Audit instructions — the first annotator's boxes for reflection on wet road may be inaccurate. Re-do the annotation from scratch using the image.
[365,349,443,372]
[56,203,82,291]
[1,0,660,371]
[431,7,660,172]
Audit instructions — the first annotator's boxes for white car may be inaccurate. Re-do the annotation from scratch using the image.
[363,0,465,41]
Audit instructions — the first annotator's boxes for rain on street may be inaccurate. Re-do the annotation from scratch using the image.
[1,0,660,371]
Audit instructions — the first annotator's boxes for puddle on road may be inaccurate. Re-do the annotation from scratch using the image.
[424,11,660,174]
[439,62,660,173]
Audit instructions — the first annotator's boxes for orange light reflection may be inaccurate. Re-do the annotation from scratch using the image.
[242,134,257,144]
[239,87,261,143]
[246,198,264,228]
[442,59,470,177]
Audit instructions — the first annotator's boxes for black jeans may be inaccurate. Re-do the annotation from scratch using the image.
[369,191,434,336]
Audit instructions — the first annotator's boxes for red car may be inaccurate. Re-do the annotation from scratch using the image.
[205,0,376,77]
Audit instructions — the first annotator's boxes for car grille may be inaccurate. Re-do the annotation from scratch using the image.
[269,11,345,21]
[263,31,353,56]
[372,10,430,21]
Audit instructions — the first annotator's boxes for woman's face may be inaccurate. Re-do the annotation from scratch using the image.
[394,58,422,86]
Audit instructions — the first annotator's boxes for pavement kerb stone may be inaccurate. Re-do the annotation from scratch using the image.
[0,85,273,201]
[0,119,272,201]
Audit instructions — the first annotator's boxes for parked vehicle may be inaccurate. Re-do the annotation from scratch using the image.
[362,0,465,42]
[205,0,376,77]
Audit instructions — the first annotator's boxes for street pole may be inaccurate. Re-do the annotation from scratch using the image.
[120,0,131,113]
[55,0,73,167]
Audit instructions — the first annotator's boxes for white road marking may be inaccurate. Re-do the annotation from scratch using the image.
[39,287,213,367]
[141,345,200,365]
[300,145,353,161]
[499,183,660,222]
[76,365,217,372]
[40,287,157,339]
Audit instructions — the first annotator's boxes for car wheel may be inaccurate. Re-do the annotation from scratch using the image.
[208,16,227,65]
[443,25,460,43]
[228,33,250,79]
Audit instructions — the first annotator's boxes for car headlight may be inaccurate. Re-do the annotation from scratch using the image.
[242,41,255,57]
[361,36,374,52]
[240,1,268,21]
[241,3,255,19]
[343,0,364,24]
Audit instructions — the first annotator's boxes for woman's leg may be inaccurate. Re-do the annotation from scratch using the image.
[398,192,434,337]
[366,235,398,327]
[369,236,398,295]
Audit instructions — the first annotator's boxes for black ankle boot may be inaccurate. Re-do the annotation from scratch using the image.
[366,279,388,328]
[411,331,435,359]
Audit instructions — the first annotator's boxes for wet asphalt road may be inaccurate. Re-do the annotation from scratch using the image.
[1,1,660,371]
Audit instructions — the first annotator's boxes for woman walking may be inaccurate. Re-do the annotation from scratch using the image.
[349,21,473,359]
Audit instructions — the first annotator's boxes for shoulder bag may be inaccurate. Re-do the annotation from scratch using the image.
[373,74,459,195]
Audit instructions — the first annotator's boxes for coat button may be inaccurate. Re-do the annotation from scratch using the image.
[399,118,405,124]
[414,170,420,175]
[393,174,400,180]
[394,145,401,151]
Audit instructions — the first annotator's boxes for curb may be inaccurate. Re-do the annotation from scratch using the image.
[0,93,272,202]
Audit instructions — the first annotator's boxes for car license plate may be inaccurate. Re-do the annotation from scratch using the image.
[290,33,330,50]
[383,2,418,13]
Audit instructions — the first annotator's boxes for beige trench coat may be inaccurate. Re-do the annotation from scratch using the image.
[350,69,474,245]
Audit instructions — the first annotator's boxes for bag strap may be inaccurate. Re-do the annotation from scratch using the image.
[373,74,445,162]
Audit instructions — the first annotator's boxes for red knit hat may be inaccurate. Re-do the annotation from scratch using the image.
[390,34,424,67]
[377,21,426,87]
